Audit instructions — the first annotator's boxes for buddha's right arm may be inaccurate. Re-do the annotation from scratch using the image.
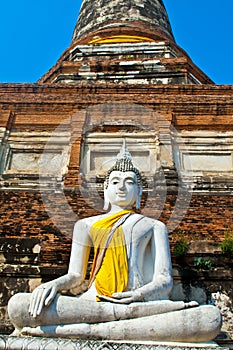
[29,273,82,318]
[29,220,91,318]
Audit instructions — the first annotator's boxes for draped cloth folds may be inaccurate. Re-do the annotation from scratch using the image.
[89,210,133,299]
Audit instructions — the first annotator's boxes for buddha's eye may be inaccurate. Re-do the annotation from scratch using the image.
[126,179,135,185]
[111,180,119,185]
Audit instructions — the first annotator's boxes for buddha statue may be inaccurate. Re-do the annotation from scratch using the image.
[8,142,221,342]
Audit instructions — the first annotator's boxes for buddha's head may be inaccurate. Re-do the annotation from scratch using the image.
[104,141,143,211]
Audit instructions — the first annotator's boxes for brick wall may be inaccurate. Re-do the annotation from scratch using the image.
[1,190,232,264]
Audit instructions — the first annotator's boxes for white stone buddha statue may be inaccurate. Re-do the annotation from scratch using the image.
[8,142,221,342]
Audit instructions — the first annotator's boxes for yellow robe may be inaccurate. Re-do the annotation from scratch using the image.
[89,210,133,299]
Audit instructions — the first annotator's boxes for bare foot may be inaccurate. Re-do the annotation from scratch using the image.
[21,326,42,336]
[184,301,199,308]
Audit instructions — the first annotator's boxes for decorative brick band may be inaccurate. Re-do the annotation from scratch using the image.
[0,336,227,350]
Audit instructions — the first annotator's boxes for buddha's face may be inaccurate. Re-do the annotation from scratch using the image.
[105,171,139,209]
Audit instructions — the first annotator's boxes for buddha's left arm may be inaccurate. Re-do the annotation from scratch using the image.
[139,220,173,300]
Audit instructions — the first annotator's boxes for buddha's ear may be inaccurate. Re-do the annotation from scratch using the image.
[103,181,110,211]
[136,186,143,210]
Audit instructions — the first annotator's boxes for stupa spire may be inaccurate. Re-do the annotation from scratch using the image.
[72,0,174,44]
[39,0,213,84]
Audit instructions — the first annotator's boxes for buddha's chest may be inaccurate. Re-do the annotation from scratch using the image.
[123,222,155,288]
[122,216,154,253]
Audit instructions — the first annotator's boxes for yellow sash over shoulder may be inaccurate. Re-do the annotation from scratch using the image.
[89,210,133,299]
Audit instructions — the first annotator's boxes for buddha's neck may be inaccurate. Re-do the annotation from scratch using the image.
[108,205,133,214]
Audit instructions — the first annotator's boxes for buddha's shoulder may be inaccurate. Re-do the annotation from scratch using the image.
[133,215,167,232]
[74,213,109,229]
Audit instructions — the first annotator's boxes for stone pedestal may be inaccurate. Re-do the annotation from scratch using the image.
[0,336,229,350]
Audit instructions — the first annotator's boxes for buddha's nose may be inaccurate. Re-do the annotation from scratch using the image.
[119,180,126,190]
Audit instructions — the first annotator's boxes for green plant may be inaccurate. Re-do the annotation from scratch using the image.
[193,257,212,270]
[220,230,233,257]
[173,237,189,257]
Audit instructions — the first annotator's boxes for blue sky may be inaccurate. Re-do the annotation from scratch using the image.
[0,0,232,84]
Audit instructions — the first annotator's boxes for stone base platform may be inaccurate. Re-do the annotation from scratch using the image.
[0,336,229,350]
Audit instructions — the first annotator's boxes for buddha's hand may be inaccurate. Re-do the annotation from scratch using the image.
[111,290,144,304]
[29,282,58,318]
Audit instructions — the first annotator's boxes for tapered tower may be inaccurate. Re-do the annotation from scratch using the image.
[39,0,212,84]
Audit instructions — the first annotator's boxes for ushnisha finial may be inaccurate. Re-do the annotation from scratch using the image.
[105,140,142,188]
[116,139,132,161]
